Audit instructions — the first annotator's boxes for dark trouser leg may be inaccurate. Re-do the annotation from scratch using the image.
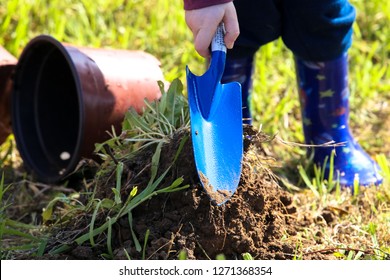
[221,56,254,124]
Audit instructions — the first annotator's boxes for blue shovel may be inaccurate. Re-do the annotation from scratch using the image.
[186,24,243,205]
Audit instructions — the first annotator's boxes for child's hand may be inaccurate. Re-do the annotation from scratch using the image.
[185,2,239,58]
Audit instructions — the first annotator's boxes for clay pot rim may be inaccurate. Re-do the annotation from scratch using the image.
[13,35,87,182]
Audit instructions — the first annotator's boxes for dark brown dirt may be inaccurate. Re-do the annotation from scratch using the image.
[15,125,334,260]
[87,126,328,260]
[120,160,297,260]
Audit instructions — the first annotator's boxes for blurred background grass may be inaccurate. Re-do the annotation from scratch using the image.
[1,0,389,177]
[1,0,389,260]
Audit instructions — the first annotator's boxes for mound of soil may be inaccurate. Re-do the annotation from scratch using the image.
[85,126,322,260]
[41,126,332,260]
[121,164,297,260]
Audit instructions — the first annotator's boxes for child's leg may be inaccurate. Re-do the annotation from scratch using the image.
[295,54,382,186]
[282,0,356,61]
[222,57,254,124]
[282,0,382,187]
[223,0,282,124]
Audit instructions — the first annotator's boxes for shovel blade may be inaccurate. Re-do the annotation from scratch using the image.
[187,66,243,205]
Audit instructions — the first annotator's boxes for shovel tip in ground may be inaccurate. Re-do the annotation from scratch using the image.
[200,169,243,205]
[198,171,237,205]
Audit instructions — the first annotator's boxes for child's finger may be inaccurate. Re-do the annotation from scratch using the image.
[194,27,215,57]
[223,8,240,49]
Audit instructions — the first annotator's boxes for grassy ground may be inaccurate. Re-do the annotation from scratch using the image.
[1,0,389,259]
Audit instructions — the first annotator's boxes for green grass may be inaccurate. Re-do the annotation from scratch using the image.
[0,0,200,81]
[1,0,390,260]
[1,1,389,142]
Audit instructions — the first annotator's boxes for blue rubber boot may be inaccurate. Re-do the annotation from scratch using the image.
[221,56,254,124]
[295,54,382,187]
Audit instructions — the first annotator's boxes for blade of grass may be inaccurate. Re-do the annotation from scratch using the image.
[142,229,150,260]
[106,217,113,259]
[89,199,102,247]
[128,212,142,252]
[114,162,124,204]
[298,165,319,197]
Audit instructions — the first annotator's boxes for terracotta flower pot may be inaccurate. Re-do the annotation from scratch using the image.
[0,46,17,144]
[12,35,164,182]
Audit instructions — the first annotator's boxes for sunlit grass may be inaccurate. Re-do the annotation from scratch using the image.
[0,0,389,260]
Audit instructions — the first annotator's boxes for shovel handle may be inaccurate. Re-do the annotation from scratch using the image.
[208,23,227,83]
[211,24,227,53]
